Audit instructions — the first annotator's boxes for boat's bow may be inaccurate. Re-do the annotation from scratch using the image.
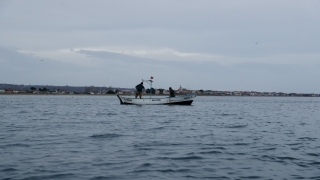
[117,94,124,104]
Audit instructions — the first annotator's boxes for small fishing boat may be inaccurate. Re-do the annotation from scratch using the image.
[117,93,196,105]
[116,77,196,105]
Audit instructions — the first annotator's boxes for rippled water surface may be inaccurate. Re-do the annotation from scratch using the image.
[1,95,320,180]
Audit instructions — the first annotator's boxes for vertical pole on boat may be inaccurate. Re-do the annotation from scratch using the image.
[150,76,153,99]
[150,80,152,98]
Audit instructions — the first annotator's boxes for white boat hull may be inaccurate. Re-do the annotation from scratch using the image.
[117,94,196,105]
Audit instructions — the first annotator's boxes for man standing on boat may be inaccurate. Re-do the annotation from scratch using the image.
[169,87,175,97]
[135,82,145,99]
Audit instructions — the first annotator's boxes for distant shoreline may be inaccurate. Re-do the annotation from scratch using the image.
[0,93,319,97]
[0,93,116,96]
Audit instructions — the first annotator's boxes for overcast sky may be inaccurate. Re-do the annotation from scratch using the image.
[1,0,319,93]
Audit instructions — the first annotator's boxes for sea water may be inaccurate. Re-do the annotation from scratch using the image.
[0,95,319,180]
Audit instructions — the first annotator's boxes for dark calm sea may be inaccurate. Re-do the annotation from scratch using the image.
[0,95,320,180]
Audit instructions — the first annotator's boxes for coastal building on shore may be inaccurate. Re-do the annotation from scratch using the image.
[5,89,13,93]
[33,90,40,94]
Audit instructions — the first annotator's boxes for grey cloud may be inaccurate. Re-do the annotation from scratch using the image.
[77,50,153,64]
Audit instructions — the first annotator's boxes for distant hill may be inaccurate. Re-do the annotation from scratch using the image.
[0,83,134,93]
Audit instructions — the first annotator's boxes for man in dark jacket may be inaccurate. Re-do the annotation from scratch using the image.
[169,87,175,97]
[135,82,145,99]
